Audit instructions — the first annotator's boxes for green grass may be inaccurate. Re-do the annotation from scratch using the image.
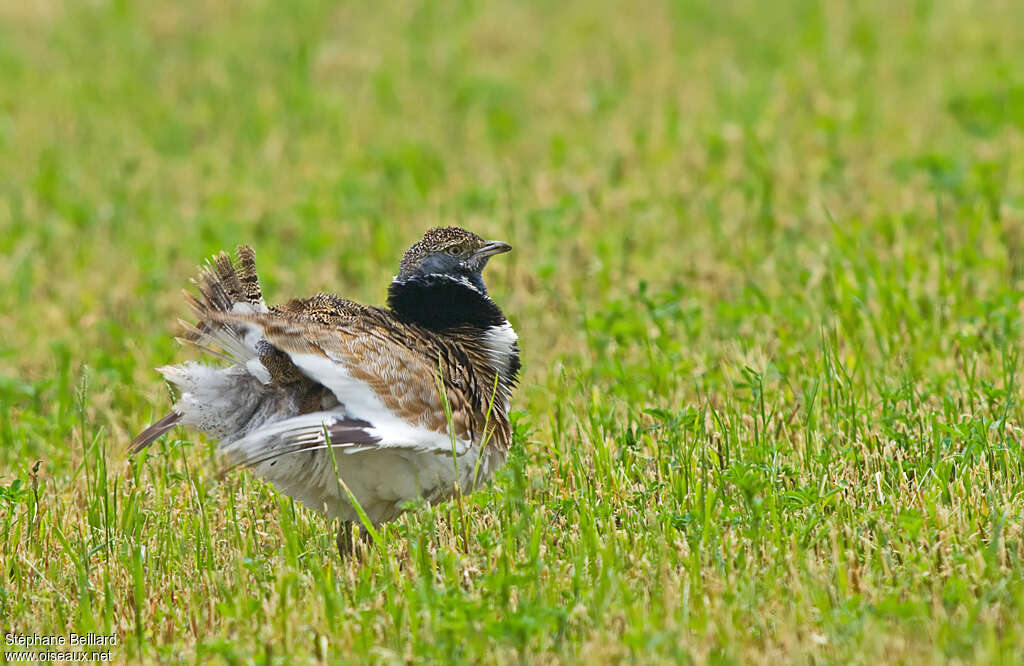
[3,0,1024,662]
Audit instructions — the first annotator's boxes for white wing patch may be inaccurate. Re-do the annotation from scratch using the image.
[219,410,379,467]
[285,352,470,455]
[481,321,518,377]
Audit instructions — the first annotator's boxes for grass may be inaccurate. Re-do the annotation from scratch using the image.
[3,0,1024,662]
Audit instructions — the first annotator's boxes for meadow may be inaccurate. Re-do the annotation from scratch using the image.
[3,0,1024,663]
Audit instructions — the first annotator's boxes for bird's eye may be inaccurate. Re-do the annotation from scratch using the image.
[446,246,463,256]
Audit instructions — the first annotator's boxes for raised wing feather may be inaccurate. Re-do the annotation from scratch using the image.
[218,411,383,473]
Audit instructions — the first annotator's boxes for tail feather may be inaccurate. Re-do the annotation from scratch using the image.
[129,412,182,454]
[180,246,271,366]
[193,263,234,314]
[190,246,267,323]
[177,312,254,366]
[129,246,291,454]
[214,252,246,305]
[235,245,263,305]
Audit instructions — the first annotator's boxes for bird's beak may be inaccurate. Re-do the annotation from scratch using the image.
[473,240,512,260]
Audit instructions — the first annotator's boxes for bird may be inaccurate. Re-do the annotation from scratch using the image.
[131,227,520,556]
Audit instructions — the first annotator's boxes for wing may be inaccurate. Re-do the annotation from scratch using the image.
[218,411,383,473]
[202,306,495,466]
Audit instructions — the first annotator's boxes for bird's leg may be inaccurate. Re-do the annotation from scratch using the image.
[336,521,374,559]
[337,522,354,559]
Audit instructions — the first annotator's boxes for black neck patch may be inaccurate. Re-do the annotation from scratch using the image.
[387,275,507,331]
